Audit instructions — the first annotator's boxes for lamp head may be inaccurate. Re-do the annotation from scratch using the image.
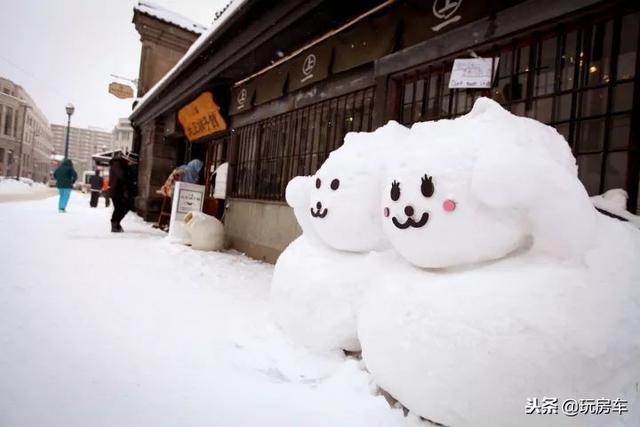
[65,103,75,116]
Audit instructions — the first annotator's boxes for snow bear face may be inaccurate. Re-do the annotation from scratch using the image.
[381,154,526,268]
[289,121,408,252]
[309,158,387,252]
[381,97,596,268]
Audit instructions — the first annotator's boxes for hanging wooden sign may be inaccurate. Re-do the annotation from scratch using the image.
[178,92,227,142]
[108,82,134,99]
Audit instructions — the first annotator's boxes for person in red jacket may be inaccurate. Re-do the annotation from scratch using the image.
[101,175,110,208]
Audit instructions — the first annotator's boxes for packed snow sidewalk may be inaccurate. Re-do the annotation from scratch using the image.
[0,179,55,203]
[0,194,420,427]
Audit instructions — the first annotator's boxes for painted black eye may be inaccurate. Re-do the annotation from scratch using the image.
[330,179,340,190]
[315,178,321,189]
[390,180,400,201]
[421,175,434,198]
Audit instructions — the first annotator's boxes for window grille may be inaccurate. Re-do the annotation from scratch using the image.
[394,10,639,209]
[231,86,375,201]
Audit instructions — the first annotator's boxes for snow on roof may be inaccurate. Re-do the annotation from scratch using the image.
[134,1,207,34]
[131,0,247,118]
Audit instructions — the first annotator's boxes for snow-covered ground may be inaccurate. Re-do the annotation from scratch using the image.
[0,194,420,427]
[0,179,49,195]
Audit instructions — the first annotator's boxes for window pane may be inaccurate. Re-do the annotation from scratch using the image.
[586,21,612,87]
[580,88,607,117]
[608,115,631,150]
[535,38,557,96]
[533,97,553,123]
[511,101,525,116]
[413,79,425,122]
[617,13,639,81]
[575,119,605,153]
[604,151,628,191]
[577,153,603,195]
[613,82,634,112]
[560,31,578,91]
[402,81,414,124]
[554,94,573,121]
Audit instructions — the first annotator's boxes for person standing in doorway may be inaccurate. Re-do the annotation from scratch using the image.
[89,170,103,208]
[109,154,132,232]
[53,159,77,212]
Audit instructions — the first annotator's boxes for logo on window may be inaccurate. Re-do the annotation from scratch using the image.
[432,0,462,32]
[301,54,317,83]
[237,88,248,109]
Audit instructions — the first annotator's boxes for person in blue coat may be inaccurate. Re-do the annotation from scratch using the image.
[53,159,77,212]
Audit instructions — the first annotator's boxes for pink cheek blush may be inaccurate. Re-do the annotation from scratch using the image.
[383,207,390,217]
[443,199,456,212]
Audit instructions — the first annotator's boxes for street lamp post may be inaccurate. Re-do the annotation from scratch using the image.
[63,103,75,159]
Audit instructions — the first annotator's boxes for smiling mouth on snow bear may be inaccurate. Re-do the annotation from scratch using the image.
[392,212,429,229]
[310,201,328,219]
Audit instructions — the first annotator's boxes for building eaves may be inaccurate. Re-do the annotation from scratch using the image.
[130,0,249,123]
[134,1,207,34]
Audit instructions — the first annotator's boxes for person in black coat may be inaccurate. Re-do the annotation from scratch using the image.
[89,170,103,208]
[108,155,134,232]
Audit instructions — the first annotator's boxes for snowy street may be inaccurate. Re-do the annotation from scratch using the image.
[0,194,418,427]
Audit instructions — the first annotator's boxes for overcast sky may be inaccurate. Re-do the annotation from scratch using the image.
[0,0,229,130]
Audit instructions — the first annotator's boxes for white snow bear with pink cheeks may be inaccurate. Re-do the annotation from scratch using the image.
[358,98,640,426]
[270,122,408,352]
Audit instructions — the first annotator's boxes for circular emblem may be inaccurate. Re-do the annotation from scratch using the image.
[302,54,317,76]
[432,0,462,20]
[237,88,247,105]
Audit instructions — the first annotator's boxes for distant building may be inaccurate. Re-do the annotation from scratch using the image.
[0,77,54,182]
[111,118,134,152]
[51,125,112,173]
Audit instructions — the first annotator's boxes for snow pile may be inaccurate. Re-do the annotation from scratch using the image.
[0,179,32,194]
[271,122,408,352]
[0,179,48,195]
[273,97,640,426]
[592,188,640,228]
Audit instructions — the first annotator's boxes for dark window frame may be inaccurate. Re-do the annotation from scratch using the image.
[230,86,375,201]
[390,8,640,212]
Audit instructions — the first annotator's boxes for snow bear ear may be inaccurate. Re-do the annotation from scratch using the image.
[285,176,312,210]
[465,97,510,120]
[471,142,596,259]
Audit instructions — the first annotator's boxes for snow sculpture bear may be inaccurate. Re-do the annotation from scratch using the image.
[359,98,640,426]
[380,97,596,268]
[271,122,408,352]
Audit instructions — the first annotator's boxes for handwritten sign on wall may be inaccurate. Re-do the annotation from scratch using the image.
[178,92,227,142]
[448,58,500,89]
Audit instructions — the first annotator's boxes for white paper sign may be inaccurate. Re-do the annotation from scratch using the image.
[448,58,499,89]
[212,162,228,200]
[168,182,205,242]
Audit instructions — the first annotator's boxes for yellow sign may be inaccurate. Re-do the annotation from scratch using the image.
[178,92,227,142]
[108,82,134,99]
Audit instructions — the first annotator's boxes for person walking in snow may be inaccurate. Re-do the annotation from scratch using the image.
[89,169,103,208]
[108,154,133,232]
[53,159,77,212]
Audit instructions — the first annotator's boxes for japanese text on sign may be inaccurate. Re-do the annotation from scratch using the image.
[178,92,227,142]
